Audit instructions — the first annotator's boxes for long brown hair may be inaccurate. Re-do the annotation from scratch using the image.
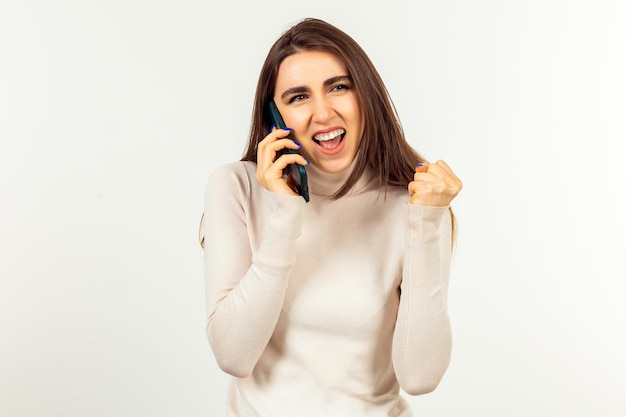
[227,18,456,248]
[242,18,426,199]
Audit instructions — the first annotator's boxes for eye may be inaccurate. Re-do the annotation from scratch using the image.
[330,83,350,93]
[288,94,308,104]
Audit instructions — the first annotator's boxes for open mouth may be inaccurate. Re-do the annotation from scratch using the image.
[313,128,346,150]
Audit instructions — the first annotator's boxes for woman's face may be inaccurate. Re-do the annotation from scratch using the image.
[273,50,364,174]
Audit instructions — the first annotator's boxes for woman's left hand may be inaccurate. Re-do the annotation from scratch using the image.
[408,160,462,207]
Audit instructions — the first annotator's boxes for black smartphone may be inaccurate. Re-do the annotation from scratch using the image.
[268,99,309,202]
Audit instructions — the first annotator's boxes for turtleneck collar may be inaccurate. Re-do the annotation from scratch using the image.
[306,157,375,198]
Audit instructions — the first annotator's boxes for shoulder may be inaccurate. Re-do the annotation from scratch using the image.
[208,160,255,182]
[207,161,256,191]
[205,161,258,205]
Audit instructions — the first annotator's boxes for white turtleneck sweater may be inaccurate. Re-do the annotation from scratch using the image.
[203,160,453,417]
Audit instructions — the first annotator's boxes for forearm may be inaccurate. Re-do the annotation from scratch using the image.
[204,173,305,377]
[392,204,453,395]
[206,254,294,378]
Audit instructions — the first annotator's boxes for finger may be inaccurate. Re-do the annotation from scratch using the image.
[431,160,457,181]
[257,127,294,152]
[259,152,308,181]
[408,179,455,206]
[413,171,439,183]
[264,139,302,167]
[420,161,447,178]
[408,181,420,197]
[257,152,309,196]
[408,179,446,197]
[271,138,302,152]
[433,159,452,172]
[415,162,429,173]
[273,152,309,170]
[432,160,463,190]
[416,161,459,189]
[273,127,294,137]
[258,138,301,169]
[413,171,461,200]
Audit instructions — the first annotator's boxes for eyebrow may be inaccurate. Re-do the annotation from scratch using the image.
[279,75,352,100]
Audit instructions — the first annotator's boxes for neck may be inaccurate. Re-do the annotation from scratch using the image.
[306,158,373,197]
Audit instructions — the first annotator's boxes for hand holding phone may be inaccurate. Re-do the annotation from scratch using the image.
[268,100,310,202]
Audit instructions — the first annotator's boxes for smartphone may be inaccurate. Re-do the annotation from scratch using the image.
[268,99,309,202]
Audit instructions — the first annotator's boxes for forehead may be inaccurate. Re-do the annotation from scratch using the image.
[275,51,348,89]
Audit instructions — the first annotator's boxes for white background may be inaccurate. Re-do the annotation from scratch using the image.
[1,0,625,416]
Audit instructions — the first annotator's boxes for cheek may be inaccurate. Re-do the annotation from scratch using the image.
[352,134,363,154]
[293,114,310,130]
[282,112,309,135]
[342,99,362,126]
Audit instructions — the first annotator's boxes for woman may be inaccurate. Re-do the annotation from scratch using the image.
[202,18,462,416]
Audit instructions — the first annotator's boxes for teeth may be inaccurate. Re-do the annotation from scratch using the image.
[314,129,345,141]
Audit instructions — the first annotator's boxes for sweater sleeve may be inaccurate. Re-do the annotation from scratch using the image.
[203,163,305,378]
[392,204,453,395]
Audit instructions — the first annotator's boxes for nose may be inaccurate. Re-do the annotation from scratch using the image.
[311,97,333,124]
